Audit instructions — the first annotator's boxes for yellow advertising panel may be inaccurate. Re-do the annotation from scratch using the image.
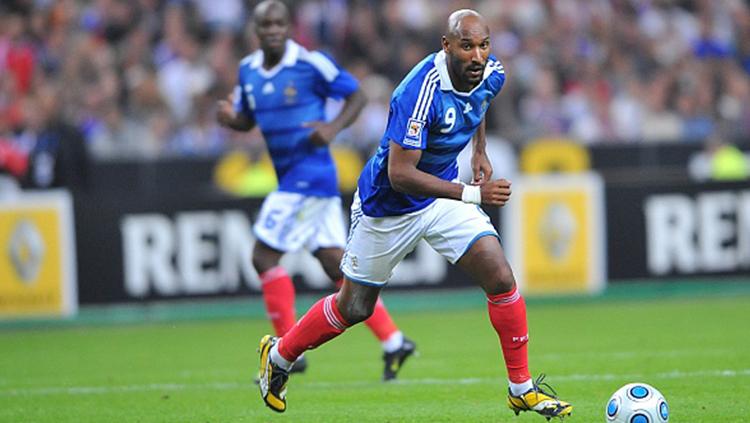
[503,174,605,295]
[0,191,77,317]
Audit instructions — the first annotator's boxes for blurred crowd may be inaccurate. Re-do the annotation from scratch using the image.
[1,0,750,182]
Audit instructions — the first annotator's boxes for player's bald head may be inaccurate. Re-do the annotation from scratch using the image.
[441,9,491,91]
[253,0,289,24]
[445,9,488,40]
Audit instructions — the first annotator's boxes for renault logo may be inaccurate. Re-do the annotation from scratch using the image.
[8,219,45,283]
[539,202,576,260]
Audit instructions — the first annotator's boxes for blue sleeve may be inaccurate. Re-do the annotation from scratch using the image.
[232,68,255,119]
[383,72,438,150]
[485,56,506,98]
[308,51,359,99]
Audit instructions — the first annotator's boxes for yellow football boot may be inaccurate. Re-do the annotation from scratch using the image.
[507,374,573,420]
[257,335,289,413]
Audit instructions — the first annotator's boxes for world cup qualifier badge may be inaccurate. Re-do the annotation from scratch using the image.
[403,118,424,147]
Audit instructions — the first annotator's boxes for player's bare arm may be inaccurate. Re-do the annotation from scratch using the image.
[387,140,511,206]
[471,117,493,184]
[304,88,367,146]
[388,140,463,200]
[216,92,256,132]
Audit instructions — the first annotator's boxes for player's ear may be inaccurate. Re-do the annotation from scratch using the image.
[441,35,450,53]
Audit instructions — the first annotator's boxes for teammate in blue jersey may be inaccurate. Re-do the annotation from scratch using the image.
[256,9,573,419]
[217,0,414,381]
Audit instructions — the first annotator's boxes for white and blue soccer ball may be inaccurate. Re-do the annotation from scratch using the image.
[605,383,669,423]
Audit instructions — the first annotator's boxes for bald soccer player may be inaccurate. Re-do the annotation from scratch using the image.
[255,8,572,419]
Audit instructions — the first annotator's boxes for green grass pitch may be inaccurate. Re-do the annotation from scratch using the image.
[1,285,749,422]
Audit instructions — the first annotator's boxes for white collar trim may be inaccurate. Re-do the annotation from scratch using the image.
[433,50,491,97]
[250,39,301,78]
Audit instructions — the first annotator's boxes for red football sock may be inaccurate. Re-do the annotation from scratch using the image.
[278,293,349,361]
[260,266,296,336]
[487,286,531,383]
[334,279,397,342]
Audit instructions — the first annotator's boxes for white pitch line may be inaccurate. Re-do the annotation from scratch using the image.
[304,368,750,388]
[1,369,748,397]
[536,348,731,361]
[0,382,246,397]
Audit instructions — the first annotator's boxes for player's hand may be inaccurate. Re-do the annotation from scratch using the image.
[471,151,493,184]
[303,121,338,146]
[216,92,237,127]
[479,178,512,207]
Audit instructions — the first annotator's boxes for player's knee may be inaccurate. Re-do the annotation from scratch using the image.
[484,263,516,295]
[495,264,516,293]
[252,252,277,275]
[251,255,266,274]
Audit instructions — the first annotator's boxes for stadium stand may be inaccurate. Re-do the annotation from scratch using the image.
[1,0,749,173]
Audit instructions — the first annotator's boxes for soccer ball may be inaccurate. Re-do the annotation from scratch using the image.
[605,383,669,422]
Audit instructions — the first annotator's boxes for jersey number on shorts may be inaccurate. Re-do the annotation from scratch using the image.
[264,209,282,229]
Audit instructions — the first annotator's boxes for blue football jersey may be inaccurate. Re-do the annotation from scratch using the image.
[357,51,506,217]
[233,40,358,197]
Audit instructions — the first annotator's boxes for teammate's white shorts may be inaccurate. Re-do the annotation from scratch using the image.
[253,191,347,253]
[341,192,499,286]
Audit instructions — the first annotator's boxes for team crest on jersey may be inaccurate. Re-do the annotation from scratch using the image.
[404,118,424,147]
[284,82,297,104]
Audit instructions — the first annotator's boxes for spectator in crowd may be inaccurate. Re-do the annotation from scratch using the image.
[0,137,27,195]
[20,83,89,190]
[1,0,750,162]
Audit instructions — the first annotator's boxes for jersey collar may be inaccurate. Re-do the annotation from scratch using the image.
[434,50,492,97]
[250,39,301,78]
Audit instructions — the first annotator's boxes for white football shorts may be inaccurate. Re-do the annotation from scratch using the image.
[253,191,347,253]
[341,191,499,286]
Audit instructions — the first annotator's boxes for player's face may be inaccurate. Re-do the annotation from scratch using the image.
[255,7,289,55]
[444,24,490,89]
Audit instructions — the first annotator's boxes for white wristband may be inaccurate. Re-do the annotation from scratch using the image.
[461,184,482,204]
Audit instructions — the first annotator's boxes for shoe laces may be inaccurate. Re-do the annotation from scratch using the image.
[532,373,559,399]
[514,374,562,410]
